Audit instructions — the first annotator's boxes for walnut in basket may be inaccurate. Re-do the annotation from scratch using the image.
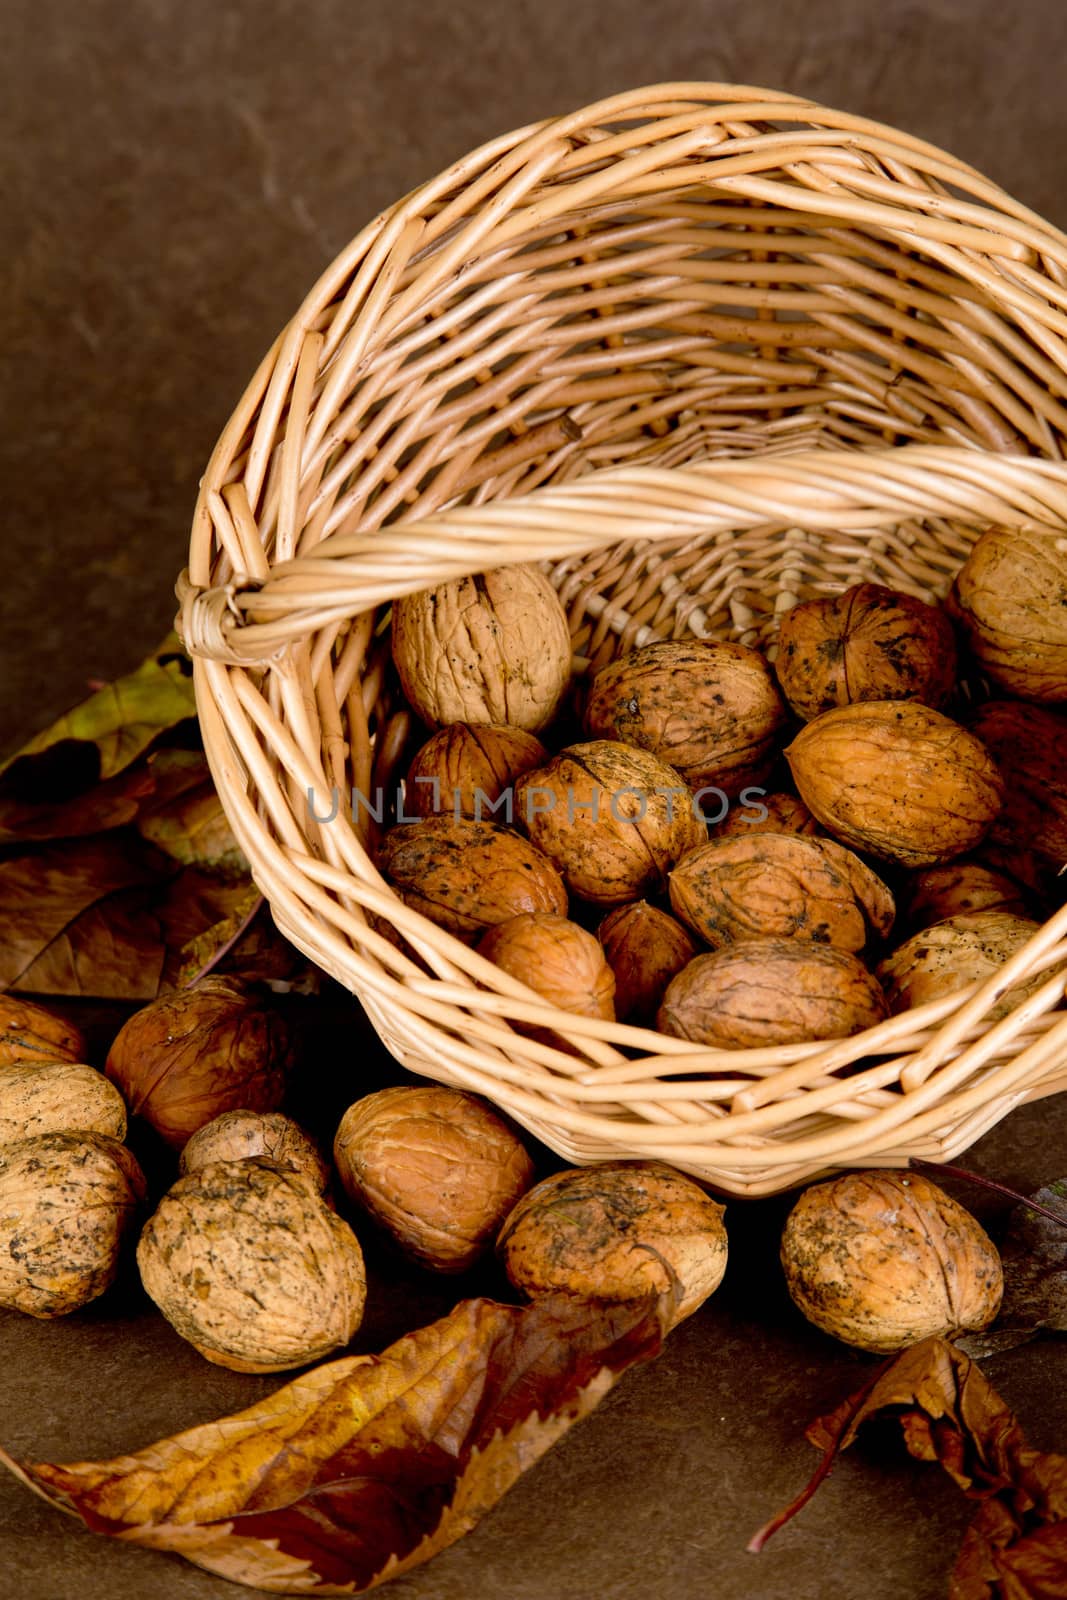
[968,701,1067,873]
[514,741,705,906]
[333,1086,535,1272]
[478,914,616,1039]
[377,816,567,942]
[391,564,572,732]
[668,832,894,953]
[785,701,1004,867]
[658,940,888,1049]
[774,582,957,720]
[710,790,820,839]
[950,526,1067,702]
[899,859,1032,934]
[404,722,548,821]
[597,901,698,1025]
[583,640,787,795]
[876,910,1055,1021]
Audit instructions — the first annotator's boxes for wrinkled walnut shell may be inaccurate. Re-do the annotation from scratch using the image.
[583,640,787,794]
[138,1159,366,1372]
[950,526,1067,701]
[774,582,957,720]
[180,1111,329,1194]
[780,1170,1003,1352]
[0,1132,146,1317]
[658,940,888,1049]
[498,1161,728,1327]
[106,977,296,1148]
[0,996,86,1069]
[377,817,568,942]
[0,1061,127,1145]
[391,564,572,731]
[405,723,549,821]
[478,914,616,1035]
[876,911,1051,1021]
[515,741,705,906]
[786,702,1005,867]
[333,1086,535,1272]
[900,860,1032,934]
[668,832,895,953]
[598,902,698,1025]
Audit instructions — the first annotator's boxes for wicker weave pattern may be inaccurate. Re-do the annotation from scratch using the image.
[181,85,1067,1194]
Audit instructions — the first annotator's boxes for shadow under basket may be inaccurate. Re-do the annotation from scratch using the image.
[178,83,1067,1196]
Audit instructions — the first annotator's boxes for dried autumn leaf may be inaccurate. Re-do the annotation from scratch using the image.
[0,764,156,844]
[0,1291,666,1595]
[751,1336,1067,1600]
[0,635,197,784]
[134,750,248,877]
[0,835,172,996]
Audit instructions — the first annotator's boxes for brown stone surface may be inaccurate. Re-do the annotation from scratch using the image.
[3,3,1067,1596]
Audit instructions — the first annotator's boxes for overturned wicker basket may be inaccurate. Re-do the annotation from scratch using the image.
[179,84,1067,1196]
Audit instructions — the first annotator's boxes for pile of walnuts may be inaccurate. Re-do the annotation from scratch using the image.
[381,526,1067,1050]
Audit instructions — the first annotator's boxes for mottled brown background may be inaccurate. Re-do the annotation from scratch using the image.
[3,2,1067,1597]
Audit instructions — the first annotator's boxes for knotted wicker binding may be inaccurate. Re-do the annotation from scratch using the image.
[179,84,1067,1195]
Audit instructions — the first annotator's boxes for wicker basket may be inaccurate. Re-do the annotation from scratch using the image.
[178,83,1067,1197]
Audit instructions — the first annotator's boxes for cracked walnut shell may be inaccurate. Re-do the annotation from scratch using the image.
[391,564,572,731]
[333,1086,535,1272]
[780,1170,1003,1353]
[137,1159,366,1372]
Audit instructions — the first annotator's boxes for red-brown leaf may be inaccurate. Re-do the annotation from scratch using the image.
[0,1292,666,1594]
[752,1338,1067,1598]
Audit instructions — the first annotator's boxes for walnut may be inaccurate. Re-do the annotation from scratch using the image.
[180,1111,329,1194]
[900,860,1031,934]
[333,1086,535,1272]
[583,640,787,795]
[668,832,894,953]
[780,1170,1003,1352]
[658,940,888,1049]
[377,817,567,942]
[0,1060,127,1145]
[785,701,1005,867]
[969,701,1067,871]
[0,1133,146,1317]
[391,564,572,731]
[774,582,957,720]
[137,1159,366,1372]
[711,791,819,839]
[478,914,616,1042]
[515,741,705,906]
[105,977,297,1148]
[876,911,1052,1021]
[597,901,698,1025]
[404,723,548,821]
[498,1161,728,1327]
[950,526,1067,701]
[0,996,86,1068]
